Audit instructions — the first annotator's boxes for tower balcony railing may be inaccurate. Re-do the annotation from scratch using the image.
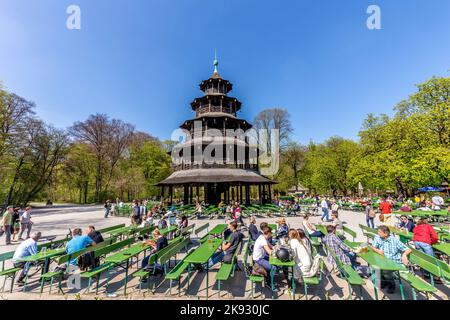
[172,163,258,171]
[196,105,235,116]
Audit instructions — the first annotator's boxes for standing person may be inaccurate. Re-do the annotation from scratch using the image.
[365,203,376,229]
[18,206,33,240]
[331,212,344,236]
[234,202,244,226]
[379,198,393,226]
[11,207,21,242]
[0,206,13,245]
[320,198,330,222]
[12,232,42,284]
[195,202,203,218]
[331,200,339,216]
[412,218,438,256]
[104,200,111,218]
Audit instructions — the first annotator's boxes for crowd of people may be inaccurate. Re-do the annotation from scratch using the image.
[0,206,34,246]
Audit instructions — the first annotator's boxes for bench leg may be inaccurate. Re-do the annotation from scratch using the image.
[58,275,64,295]
[40,278,45,294]
[95,274,101,295]
[411,288,417,300]
[9,273,16,293]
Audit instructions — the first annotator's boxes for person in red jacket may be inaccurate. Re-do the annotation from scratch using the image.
[412,218,438,256]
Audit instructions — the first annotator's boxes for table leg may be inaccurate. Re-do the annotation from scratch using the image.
[206,264,209,299]
[291,267,295,300]
[187,263,191,294]
[270,268,275,300]
[371,269,379,300]
[124,260,129,296]
[397,271,405,300]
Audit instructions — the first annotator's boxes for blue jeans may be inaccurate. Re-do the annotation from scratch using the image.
[346,252,359,270]
[366,217,375,229]
[104,208,110,218]
[309,231,324,238]
[255,256,276,279]
[0,225,11,244]
[207,251,225,268]
[321,208,329,221]
[414,241,434,257]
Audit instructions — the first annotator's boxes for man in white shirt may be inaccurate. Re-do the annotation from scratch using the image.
[431,196,444,210]
[252,226,275,284]
[321,198,330,222]
[18,206,33,240]
[12,232,41,284]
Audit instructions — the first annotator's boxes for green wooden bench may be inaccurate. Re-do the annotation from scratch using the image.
[216,242,242,298]
[324,243,364,300]
[80,238,135,294]
[134,236,189,293]
[195,223,210,242]
[300,245,325,300]
[39,237,120,294]
[399,271,436,300]
[342,226,357,242]
[358,224,377,243]
[99,224,126,234]
[164,248,197,296]
[242,242,264,299]
[176,223,195,237]
[0,251,22,293]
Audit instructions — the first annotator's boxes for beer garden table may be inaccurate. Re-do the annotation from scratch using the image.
[357,248,407,300]
[19,248,66,274]
[206,224,227,238]
[184,238,223,299]
[269,256,296,300]
[433,243,450,256]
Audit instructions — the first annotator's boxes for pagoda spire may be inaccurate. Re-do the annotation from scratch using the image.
[213,49,219,74]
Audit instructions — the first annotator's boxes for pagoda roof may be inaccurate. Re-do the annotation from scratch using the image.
[156,168,275,186]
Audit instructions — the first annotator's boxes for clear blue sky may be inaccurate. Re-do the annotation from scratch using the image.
[1,0,450,144]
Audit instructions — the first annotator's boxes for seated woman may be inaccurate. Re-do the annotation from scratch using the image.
[289,229,312,277]
[275,217,289,241]
[248,216,259,242]
[302,214,324,238]
[141,228,168,273]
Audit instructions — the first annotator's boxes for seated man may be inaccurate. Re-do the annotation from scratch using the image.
[87,226,104,243]
[78,226,104,271]
[370,225,412,294]
[207,221,243,267]
[12,232,42,284]
[65,228,96,267]
[323,225,361,274]
[252,226,276,287]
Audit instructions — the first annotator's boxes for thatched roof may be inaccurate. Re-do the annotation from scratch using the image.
[156,168,275,186]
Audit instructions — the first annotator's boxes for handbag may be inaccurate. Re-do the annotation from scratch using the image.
[252,263,267,277]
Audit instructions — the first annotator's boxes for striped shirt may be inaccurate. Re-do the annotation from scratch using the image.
[372,235,407,263]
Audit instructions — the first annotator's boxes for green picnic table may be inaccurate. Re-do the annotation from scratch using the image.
[19,248,66,274]
[207,224,227,237]
[433,243,450,256]
[269,256,296,300]
[358,248,406,300]
[388,227,413,244]
[104,243,151,295]
[184,238,223,299]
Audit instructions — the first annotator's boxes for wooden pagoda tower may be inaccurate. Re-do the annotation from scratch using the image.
[157,58,276,205]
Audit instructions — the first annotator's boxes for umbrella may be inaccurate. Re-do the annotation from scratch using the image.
[418,186,445,192]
